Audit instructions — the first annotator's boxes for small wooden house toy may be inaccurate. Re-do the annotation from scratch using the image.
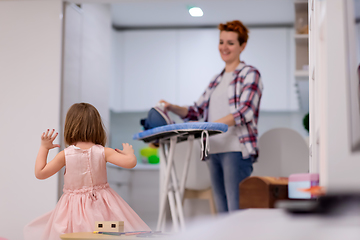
[95,221,124,232]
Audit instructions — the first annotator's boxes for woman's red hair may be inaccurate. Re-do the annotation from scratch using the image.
[218,20,249,45]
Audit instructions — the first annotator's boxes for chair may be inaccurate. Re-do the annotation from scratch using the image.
[173,139,217,215]
[252,128,309,177]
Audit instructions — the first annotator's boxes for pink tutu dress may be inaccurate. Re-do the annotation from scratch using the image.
[24,145,150,240]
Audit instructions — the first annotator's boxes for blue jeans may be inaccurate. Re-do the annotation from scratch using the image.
[206,152,253,213]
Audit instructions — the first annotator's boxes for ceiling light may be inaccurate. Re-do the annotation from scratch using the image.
[188,7,203,17]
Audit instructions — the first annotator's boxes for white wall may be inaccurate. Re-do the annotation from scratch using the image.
[0,1,63,239]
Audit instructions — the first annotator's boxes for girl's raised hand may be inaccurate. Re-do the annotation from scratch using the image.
[115,143,134,156]
[41,129,60,150]
[106,144,137,168]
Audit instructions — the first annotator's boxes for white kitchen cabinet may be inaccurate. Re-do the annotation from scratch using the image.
[177,29,223,106]
[242,28,298,111]
[106,164,159,230]
[178,27,298,111]
[112,27,298,112]
[107,164,131,203]
[122,30,178,112]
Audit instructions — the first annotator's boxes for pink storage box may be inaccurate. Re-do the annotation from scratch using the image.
[288,173,319,199]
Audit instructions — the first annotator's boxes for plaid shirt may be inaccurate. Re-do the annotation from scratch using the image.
[182,62,263,159]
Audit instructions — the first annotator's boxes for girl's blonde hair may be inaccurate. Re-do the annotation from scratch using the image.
[64,103,106,147]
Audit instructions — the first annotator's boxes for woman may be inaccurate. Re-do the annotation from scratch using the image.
[160,20,263,212]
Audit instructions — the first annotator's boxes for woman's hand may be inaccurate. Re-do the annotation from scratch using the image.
[41,129,60,150]
[159,99,189,118]
[159,99,173,112]
[115,143,135,156]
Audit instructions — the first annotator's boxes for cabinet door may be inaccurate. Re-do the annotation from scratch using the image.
[128,169,159,228]
[242,28,297,111]
[122,30,178,111]
[177,29,224,106]
[107,166,130,202]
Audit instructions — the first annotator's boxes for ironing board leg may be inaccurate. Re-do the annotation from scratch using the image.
[157,143,167,232]
[167,189,179,232]
[171,166,186,230]
[156,137,178,231]
[179,135,194,198]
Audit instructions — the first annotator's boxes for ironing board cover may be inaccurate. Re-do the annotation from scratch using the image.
[133,122,228,143]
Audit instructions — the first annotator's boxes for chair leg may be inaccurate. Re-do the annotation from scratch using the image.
[183,188,217,215]
[205,189,217,215]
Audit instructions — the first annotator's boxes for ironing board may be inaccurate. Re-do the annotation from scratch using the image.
[133,122,228,232]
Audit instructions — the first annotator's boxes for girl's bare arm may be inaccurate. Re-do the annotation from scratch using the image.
[35,129,65,179]
[105,143,137,168]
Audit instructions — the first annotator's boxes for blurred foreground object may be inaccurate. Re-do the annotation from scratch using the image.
[288,173,319,199]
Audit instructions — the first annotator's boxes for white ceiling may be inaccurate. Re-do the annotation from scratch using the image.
[111,0,297,28]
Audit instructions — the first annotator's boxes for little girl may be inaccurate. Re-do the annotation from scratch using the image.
[24,103,150,240]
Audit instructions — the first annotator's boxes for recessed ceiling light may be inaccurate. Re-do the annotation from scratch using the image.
[188,7,203,17]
